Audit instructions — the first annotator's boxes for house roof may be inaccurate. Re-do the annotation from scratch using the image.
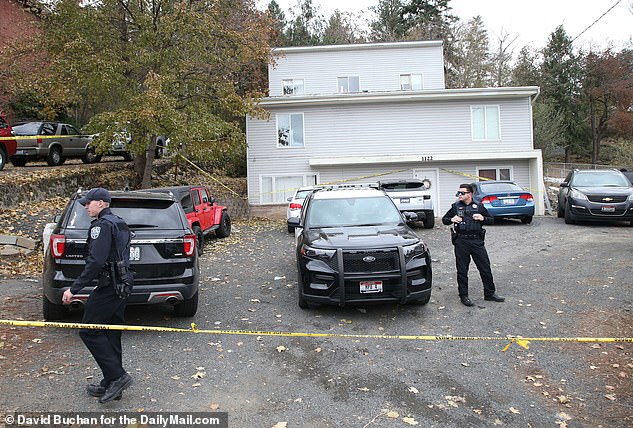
[272,40,444,54]
[260,87,541,107]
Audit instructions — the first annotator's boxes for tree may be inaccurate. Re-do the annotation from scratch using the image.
[451,16,491,88]
[583,48,633,164]
[37,0,272,187]
[489,30,518,87]
[400,0,457,41]
[540,26,588,162]
[322,10,364,45]
[284,0,324,46]
[267,0,289,47]
[510,47,542,86]
[368,0,406,42]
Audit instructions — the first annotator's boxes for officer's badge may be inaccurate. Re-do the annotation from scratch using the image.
[91,226,101,239]
[473,204,478,208]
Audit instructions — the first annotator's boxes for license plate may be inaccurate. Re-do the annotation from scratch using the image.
[400,198,410,204]
[360,281,383,294]
[601,206,615,212]
[502,198,516,205]
[129,246,141,261]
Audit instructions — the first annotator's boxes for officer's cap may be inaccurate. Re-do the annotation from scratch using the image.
[78,187,112,205]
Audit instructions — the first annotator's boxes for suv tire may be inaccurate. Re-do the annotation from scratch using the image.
[422,215,435,229]
[174,291,198,317]
[564,203,575,224]
[46,146,65,166]
[43,296,68,320]
[193,225,204,256]
[0,148,6,171]
[409,293,431,305]
[216,212,231,238]
[81,148,102,164]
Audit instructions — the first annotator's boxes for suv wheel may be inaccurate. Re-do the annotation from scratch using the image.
[0,148,6,171]
[43,296,68,320]
[409,293,431,305]
[193,225,204,256]
[81,148,102,164]
[46,146,65,166]
[423,215,435,229]
[174,291,198,317]
[564,203,575,224]
[557,203,564,218]
[10,157,27,167]
[216,212,231,238]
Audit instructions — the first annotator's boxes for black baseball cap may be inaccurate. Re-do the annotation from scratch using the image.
[78,187,112,205]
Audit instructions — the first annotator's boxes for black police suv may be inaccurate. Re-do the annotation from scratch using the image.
[42,190,200,320]
[288,185,432,308]
[557,169,633,225]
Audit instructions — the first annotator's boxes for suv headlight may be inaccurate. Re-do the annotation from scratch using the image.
[570,189,588,200]
[300,244,336,260]
[403,242,427,261]
[628,194,633,201]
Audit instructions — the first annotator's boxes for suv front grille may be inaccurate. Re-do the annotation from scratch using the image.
[343,250,399,273]
[587,195,628,203]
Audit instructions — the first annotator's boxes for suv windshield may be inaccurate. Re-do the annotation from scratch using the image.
[64,199,184,229]
[571,172,631,187]
[308,196,402,227]
[480,182,522,192]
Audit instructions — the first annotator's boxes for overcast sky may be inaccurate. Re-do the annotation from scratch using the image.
[263,0,633,51]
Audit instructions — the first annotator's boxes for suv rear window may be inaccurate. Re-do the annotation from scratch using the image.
[64,199,184,229]
[12,122,43,135]
[380,181,424,191]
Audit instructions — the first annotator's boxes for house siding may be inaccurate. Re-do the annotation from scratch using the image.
[270,43,445,96]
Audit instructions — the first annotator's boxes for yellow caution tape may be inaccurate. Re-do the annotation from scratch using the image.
[174,153,243,198]
[1,319,631,352]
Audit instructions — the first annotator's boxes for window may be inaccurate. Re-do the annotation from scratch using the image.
[282,79,304,95]
[400,74,423,90]
[471,106,500,140]
[261,175,317,204]
[277,113,304,147]
[337,76,360,93]
[478,168,511,181]
[191,189,201,206]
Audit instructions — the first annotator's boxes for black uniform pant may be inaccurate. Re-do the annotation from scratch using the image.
[454,237,496,298]
[79,284,127,386]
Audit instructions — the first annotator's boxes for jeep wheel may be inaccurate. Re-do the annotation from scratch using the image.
[10,157,27,167]
[46,146,64,166]
[43,296,68,320]
[122,152,134,161]
[521,216,533,224]
[0,148,6,171]
[216,212,231,238]
[174,291,198,317]
[423,215,435,229]
[564,203,575,224]
[81,148,102,164]
[193,225,204,256]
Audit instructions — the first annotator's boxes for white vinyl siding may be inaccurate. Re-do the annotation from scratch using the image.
[260,174,317,204]
[277,113,304,147]
[282,79,304,95]
[471,105,500,141]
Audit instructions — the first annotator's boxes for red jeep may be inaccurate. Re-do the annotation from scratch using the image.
[0,114,17,171]
[147,185,231,255]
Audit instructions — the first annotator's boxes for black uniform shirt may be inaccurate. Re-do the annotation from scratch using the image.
[442,200,494,234]
[70,207,128,294]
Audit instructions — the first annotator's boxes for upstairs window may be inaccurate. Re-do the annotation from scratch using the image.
[478,168,511,181]
[337,76,360,93]
[277,113,304,148]
[282,79,304,95]
[471,106,500,140]
[400,74,423,90]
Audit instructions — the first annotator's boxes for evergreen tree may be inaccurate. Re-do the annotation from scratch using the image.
[368,0,406,42]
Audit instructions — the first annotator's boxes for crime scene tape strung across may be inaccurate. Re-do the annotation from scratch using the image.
[1,319,631,352]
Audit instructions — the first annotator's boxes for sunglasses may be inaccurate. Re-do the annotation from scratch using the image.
[455,191,471,196]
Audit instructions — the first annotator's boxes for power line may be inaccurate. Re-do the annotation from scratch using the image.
[571,0,623,43]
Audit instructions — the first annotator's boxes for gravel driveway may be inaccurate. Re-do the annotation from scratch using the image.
[1,216,632,427]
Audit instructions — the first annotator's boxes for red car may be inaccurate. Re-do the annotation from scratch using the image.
[0,114,17,171]
[147,185,231,255]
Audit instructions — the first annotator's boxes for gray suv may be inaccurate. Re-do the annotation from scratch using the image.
[10,121,95,166]
[379,179,435,228]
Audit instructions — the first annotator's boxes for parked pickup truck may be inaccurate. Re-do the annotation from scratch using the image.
[10,121,95,166]
[146,185,231,255]
[0,114,16,171]
[378,179,435,228]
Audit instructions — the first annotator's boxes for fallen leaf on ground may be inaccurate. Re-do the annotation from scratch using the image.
[402,416,418,425]
[276,345,287,352]
[509,407,521,414]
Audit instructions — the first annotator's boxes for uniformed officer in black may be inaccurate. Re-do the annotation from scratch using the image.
[62,187,133,403]
[442,183,505,307]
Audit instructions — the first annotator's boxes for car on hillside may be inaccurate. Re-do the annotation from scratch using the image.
[0,114,16,171]
[42,189,200,320]
[10,121,94,166]
[288,184,432,309]
[146,186,231,255]
[470,180,535,224]
[286,186,317,232]
[557,169,633,225]
[378,179,435,228]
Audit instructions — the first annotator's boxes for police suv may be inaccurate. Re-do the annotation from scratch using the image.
[42,189,200,320]
[288,184,432,308]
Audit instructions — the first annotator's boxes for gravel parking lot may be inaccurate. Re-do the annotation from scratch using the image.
[1,216,632,427]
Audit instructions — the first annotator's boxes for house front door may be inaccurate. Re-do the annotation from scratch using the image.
[413,168,440,216]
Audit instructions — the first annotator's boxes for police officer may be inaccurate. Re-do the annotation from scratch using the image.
[61,188,133,403]
[441,183,505,307]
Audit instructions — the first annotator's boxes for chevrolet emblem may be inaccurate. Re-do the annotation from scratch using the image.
[602,197,614,202]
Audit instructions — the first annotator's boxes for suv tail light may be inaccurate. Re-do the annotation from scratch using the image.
[37,137,43,145]
[290,203,302,210]
[520,193,534,202]
[481,196,497,203]
[50,234,66,258]
[183,234,196,257]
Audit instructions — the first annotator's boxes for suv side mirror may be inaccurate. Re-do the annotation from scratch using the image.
[403,212,418,221]
[560,182,569,188]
